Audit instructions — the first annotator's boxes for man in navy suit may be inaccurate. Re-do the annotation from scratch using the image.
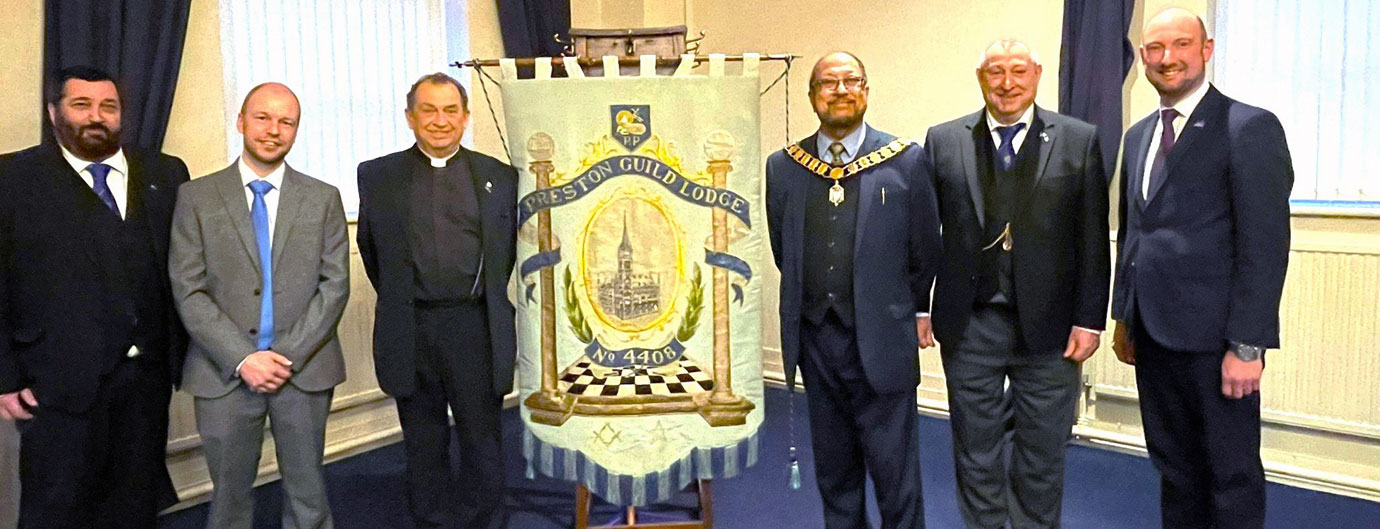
[357,73,517,529]
[922,40,1108,529]
[0,66,188,528]
[766,52,941,529]
[1112,9,1292,529]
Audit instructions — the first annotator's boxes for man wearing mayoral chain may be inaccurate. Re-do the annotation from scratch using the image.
[766,51,941,529]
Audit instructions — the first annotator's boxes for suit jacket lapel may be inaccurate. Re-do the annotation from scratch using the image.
[852,130,885,257]
[215,166,261,271]
[788,134,818,280]
[272,168,306,268]
[1128,117,1154,212]
[40,144,106,268]
[1017,111,1056,219]
[1148,87,1220,204]
[961,112,985,229]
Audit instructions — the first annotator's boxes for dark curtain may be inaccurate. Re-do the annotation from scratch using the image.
[497,0,572,58]
[43,0,192,151]
[1058,0,1135,179]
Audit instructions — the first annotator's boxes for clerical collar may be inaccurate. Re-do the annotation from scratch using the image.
[421,146,461,168]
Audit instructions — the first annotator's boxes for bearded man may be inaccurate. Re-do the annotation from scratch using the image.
[0,65,189,529]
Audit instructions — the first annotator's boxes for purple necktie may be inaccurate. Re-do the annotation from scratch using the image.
[1147,108,1179,198]
[87,163,120,216]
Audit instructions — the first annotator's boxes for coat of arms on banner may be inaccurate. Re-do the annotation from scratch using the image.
[501,57,765,505]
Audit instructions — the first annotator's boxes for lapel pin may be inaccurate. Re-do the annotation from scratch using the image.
[485,181,493,193]
[1193,121,1205,128]
[1040,132,1050,143]
[148,184,158,190]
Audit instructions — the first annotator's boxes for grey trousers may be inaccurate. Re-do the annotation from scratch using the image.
[195,383,335,529]
[942,305,1080,529]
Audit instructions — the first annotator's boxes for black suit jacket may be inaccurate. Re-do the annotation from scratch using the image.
[925,107,1110,352]
[0,143,189,412]
[1112,86,1292,352]
[766,127,941,394]
[357,145,518,397]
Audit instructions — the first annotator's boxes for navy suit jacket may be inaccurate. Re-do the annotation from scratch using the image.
[0,143,189,411]
[925,107,1110,353]
[357,145,518,397]
[1112,86,1292,352]
[766,127,941,394]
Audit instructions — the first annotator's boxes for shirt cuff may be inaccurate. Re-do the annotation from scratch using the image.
[1073,326,1103,335]
[235,356,250,377]
[916,312,930,318]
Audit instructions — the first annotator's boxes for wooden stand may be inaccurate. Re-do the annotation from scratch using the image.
[573,480,714,529]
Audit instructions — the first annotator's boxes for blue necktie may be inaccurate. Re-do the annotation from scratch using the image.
[87,163,120,216]
[248,180,275,351]
[995,123,1027,172]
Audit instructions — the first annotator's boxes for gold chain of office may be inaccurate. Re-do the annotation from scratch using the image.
[784,138,916,206]
[784,138,916,182]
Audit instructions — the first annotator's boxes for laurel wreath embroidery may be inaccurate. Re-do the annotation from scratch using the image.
[564,266,594,343]
[676,264,704,342]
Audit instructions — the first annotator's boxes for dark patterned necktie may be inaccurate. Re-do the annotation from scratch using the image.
[995,124,1026,172]
[1147,108,1180,199]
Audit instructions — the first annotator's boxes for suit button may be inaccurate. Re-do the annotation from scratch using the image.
[970,275,978,284]
[249,328,258,335]
[253,288,261,296]
[828,241,835,248]
[827,293,836,300]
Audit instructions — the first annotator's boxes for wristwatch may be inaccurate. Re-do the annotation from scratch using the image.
[1228,341,1265,362]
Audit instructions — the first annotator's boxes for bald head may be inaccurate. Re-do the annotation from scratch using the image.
[1145,7,1208,42]
[810,52,867,89]
[1140,8,1214,105]
[237,82,302,175]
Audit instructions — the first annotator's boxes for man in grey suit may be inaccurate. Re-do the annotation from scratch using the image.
[921,41,1109,529]
[170,82,350,529]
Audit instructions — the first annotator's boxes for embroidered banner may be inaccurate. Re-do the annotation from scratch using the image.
[503,55,766,506]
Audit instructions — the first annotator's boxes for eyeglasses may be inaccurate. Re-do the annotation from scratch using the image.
[812,76,867,91]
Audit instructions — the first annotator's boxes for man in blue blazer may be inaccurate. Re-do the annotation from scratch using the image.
[923,41,1108,529]
[357,73,517,529]
[1112,9,1292,529]
[766,52,941,529]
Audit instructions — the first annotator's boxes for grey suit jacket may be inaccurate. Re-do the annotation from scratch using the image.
[170,162,350,399]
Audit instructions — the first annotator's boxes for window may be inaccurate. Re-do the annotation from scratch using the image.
[219,0,468,212]
[1213,1,1380,207]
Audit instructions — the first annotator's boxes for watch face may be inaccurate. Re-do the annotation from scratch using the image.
[1232,344,1263,361]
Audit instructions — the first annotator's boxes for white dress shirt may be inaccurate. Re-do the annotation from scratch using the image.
[816,122,869,164]
[1142,81,1211,199]
[60,145,129,219]
[238,158,286,241]
[985,105,1036,151]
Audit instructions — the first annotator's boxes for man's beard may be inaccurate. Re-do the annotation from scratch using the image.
[54,114,120,160]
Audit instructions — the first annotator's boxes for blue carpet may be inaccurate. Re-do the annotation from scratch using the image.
[159,388,1380,528]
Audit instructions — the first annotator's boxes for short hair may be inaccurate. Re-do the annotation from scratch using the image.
[406,72,469,111]
[809,52,868,88]
[238,82,301,116]
[977,40,1042,69]
[46,65,117,105]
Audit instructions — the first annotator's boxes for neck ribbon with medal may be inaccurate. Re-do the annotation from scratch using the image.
[784,137,916,206]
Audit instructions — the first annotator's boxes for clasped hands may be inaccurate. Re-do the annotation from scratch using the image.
[240,350,294,394]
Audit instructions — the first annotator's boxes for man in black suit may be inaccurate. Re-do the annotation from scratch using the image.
[0,66,188,529]
[1112,9,1292,529]
[356,72,517,529]
[766,52,941,529]
[921,41,1109,529]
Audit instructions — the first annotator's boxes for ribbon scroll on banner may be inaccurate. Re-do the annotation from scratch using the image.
[504,54,765,506]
